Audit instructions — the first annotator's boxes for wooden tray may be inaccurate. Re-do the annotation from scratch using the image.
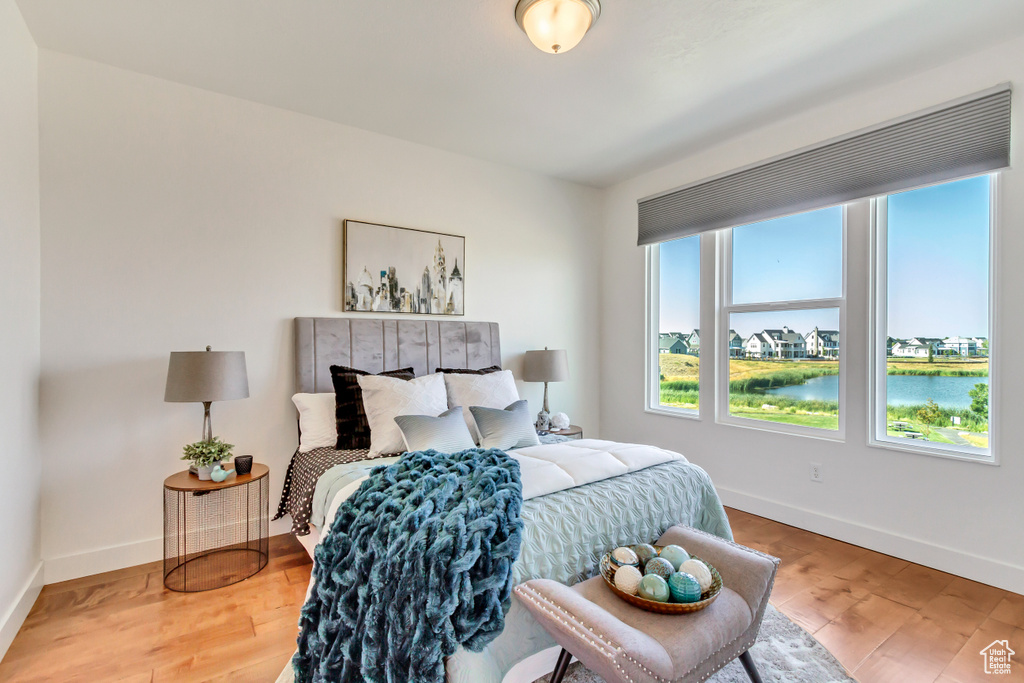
[600,546,722,614]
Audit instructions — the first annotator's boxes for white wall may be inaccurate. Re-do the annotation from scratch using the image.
[38,52,602,582]
[0,0,43,657]
[600,35,1024,593]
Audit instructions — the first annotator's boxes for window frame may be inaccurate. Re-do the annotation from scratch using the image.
[868,174,998,465]
[715,205,849,441]
[645,239,701,420]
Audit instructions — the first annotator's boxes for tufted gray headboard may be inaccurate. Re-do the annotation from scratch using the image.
[295,318,502,393]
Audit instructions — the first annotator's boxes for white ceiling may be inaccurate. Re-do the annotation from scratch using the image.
[15,0,1024,187]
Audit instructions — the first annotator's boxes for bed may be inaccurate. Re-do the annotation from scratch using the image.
[280,317,733,683]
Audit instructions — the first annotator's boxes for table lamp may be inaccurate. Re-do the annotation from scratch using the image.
[522,347,569,430]
[165,346,249,441]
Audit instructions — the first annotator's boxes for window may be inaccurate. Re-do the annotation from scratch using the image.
[648,235,700,415]
[872,175,994,461]
[718,207,846,436]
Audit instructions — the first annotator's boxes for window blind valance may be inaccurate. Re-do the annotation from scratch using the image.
[637,85,1011,246]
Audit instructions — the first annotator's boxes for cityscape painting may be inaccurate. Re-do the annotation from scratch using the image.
[343,220,465,316]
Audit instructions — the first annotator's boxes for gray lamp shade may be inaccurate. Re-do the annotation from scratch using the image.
[164,349,249,403]
[522,349,569,383]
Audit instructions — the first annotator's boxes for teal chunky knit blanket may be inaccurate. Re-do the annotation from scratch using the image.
[293,448,523,683]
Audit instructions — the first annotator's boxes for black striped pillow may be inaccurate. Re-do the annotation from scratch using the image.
[330,365,415,449]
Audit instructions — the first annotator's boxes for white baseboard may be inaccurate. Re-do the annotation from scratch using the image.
[0,562,43,661]
[718,486,1024,595]
[44,536,162,585]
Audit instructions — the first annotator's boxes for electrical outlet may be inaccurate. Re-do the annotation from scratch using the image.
[809,462,823,483]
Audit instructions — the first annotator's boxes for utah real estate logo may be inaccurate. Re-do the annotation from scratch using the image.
[980,640,1014,675]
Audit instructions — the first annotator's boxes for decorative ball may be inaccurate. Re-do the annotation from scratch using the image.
[613,565,643,596]
[679,559,713,593]
[632,543,658,569]
[550,412,570,430]
[637,574,671,603]
[644,557,674,580]
[658,544,690,571]
[668,572,703,603]
[611,546,639,568]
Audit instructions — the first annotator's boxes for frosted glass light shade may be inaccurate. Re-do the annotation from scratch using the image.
[515,0,600,54]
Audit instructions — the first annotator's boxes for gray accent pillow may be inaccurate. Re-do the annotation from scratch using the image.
[469,400,542,450]
[394,407,477,454]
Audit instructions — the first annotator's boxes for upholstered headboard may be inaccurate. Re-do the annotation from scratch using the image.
[295,318,502,393]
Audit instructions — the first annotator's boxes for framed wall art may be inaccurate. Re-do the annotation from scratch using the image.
[343,220,465,316]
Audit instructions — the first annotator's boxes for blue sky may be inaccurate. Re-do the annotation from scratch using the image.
[660,175,990,340]
[887,175,989,339]
[659,234,700,334]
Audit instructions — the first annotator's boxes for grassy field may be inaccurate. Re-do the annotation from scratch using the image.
[886,421,955,444]
[962,433,989,448]
[729,406,838,430]
[657,353,988,435]
[886,358,988,376]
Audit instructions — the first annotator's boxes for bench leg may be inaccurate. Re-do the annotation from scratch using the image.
[550,648,573,683]
[739,650,763,683]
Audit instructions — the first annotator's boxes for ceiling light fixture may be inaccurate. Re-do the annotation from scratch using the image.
[515,0,601,55]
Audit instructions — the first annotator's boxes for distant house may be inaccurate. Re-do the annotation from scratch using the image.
[685,329,700,356]
[886,337,903,356]
[659,333,689,355]
[891,340,935,358]
[941,336,977,356]
[972,337,989,356]
[805,327,840,358]
[744,332,773,358]
[763,327,807,358]
[728,329,744,358]
[744,327,806,359]
[909,337,943,349]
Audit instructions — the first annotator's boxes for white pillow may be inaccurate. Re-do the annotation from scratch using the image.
[357,373,448,455]
[291,393,337,453]
[442,370,521,443]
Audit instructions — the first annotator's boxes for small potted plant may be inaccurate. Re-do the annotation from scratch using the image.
[182,436,234,480]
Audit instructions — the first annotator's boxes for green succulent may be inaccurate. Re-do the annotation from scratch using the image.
[181,436,234,467]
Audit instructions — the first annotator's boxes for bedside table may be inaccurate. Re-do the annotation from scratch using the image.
[163,463,269,592]
[546,425,583,440]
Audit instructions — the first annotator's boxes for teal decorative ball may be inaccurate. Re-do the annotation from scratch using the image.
[668,572,703,603]
[644,557,674,579]
[658,544,691,571]
[632,543,658,569]
[611,546,640,568]
[637,574,671,603]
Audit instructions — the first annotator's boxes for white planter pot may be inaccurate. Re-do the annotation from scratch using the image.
[196,461,220,481]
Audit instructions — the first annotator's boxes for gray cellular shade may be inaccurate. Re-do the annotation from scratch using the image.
[638,86,1011,246]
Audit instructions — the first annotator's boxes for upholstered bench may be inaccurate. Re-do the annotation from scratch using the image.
[514,525,779,683]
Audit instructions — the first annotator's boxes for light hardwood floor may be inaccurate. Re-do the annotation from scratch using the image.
[2,509,1022,682]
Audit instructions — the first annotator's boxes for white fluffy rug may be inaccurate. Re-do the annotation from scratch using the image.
[277,604,853,683]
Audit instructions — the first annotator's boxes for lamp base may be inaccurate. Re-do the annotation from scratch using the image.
[536,410,551,431]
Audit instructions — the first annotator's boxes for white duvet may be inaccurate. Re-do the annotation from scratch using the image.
[312,439,683,552]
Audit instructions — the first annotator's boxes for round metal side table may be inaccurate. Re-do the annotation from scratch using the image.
[163,463,270,592]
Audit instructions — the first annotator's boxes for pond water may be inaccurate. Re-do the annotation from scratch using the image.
[764,374,989,408]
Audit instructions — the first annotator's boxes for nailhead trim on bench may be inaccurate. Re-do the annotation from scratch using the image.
[515,525,781,683]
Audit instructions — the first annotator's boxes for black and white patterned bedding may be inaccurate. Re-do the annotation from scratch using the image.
[274,446,392,535]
